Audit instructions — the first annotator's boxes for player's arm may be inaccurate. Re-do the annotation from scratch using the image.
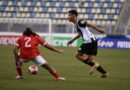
[38,36,63,53]
[67,33,81,46]
[44,44,63,53]
[86,22,105,33]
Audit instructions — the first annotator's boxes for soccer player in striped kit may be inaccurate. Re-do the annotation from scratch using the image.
[67,10,108,78]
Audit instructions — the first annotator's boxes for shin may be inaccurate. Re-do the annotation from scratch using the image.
[15,60,22,76]
[41,63,60,79]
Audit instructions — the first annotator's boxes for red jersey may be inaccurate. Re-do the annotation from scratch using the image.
[15,35,47,59]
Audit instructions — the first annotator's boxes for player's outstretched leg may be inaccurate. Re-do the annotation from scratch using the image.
[41,63,65,81]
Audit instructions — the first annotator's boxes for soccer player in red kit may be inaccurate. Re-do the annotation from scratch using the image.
[13,28,65,81]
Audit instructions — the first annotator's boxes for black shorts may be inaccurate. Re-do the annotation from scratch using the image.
[78,41,97,56]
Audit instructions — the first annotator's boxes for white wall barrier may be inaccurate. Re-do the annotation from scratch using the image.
[0,35,130,49]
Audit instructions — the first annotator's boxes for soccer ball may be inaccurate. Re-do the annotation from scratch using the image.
[28,65,38,75]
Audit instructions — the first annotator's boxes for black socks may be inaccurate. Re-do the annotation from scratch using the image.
[83,59,95,66]
[96,66,107,74]
[83,59,107,74]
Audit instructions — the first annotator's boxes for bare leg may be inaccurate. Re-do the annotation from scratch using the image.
[75,52,96,66]
[15,58,23,79]
[75,52,87,61]
[41,63,65,81]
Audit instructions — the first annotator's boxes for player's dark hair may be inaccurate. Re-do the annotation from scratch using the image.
[23,28,38,36]
[68,9,78,16]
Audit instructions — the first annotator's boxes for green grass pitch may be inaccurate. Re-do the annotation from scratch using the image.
[0,45,130,90]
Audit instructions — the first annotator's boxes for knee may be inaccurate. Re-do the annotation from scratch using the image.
[75,54,79,59]
[95,62,100,67]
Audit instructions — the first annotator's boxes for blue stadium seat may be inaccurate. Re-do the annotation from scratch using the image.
[115,9,120,14]
[86,8,91,13]
[21,1,27,7]
[101,9,106,14]
[0,0,125,25]
[108,3,113,8]
[29,7,34,12]
[30,12,35,18]
[118,3,123,9]
[88,2,94,7]
[94,0,101,3]
[88,14,94,20]
[14,7,19,12]
[11,12,16,18]
[108,14,114,20]
[85,0,91,2]
[104,0,111,3]
[41,1,45,6]
[69,2,74,7]
[0,6,5,12]
[115,0,121,3]
[2,0,8,6]
[99,2,103,8]
[57,8,62,13]
[50,13,55,18]
[42,7,48,13]
[12,1,18,6]
[31,1,36,7]
[50,2,55,7]
[59,2,64,7]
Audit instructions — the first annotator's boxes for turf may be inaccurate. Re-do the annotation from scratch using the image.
[0,45,130,90]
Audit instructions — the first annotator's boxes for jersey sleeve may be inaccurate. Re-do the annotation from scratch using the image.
[37,36,47,46]
[15,38,20,47]
[78,20,87,28]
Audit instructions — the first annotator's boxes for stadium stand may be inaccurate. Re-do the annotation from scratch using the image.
[0,0,125,25]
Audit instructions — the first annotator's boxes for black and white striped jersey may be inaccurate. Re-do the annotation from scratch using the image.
[74,19,96,43]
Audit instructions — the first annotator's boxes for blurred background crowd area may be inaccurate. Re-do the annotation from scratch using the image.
[0,0,129,35]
